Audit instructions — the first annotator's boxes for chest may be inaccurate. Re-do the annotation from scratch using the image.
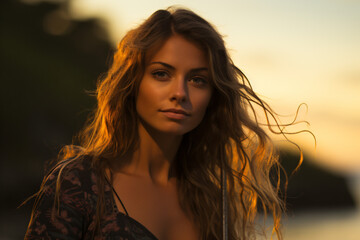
[110,175,199,240]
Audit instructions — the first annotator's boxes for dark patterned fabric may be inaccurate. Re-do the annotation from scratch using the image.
[25,158,158,240]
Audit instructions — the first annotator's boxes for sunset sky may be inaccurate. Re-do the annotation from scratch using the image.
[67,0,360,173]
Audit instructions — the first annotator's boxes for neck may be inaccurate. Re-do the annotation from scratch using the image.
[119,122,182,185]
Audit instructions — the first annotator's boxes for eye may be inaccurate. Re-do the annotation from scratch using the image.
[189,76,209,88]
[151,70,170,81]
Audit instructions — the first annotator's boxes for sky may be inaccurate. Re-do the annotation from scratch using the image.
[66,0,360,174]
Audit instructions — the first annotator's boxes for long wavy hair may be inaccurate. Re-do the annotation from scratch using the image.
[27,7,303,240]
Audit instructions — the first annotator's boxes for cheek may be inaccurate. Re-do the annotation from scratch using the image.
[136,79,163,116]
[192,91,212,121]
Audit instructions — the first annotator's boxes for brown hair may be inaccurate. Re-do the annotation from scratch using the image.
[27,7,306,239]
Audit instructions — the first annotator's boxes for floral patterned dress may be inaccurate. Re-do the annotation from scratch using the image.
[25,158,158,240]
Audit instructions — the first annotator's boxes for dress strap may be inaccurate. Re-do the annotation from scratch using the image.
[104,176,129,216]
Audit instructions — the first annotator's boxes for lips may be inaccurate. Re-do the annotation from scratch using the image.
[161,108,190,115]
[160,108,190,120]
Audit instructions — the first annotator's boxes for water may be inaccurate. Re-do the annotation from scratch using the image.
[283,174,360,240]
[283,208,360,240]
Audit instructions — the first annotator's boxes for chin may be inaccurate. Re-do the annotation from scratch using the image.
[156,123,196,136]
[159,127,190,136]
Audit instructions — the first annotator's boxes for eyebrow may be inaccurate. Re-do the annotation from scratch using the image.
[149,61,208,73]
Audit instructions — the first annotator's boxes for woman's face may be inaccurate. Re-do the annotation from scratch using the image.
[136,35,212,136]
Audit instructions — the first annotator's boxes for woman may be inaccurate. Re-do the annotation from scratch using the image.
[26,7,292,240]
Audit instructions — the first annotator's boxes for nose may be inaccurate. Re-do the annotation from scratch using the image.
[170,76,188,103]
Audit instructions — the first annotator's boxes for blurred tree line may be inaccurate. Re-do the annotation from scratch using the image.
[0,0,355,239]
[1,0,113,237]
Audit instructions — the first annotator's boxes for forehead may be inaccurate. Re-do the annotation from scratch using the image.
[146,35,208,69]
